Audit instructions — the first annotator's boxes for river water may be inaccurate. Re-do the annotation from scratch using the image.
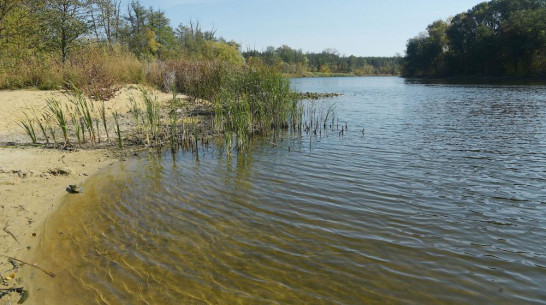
[31,77,546,304]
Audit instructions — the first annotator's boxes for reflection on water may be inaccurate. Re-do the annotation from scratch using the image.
[31,77,546,304]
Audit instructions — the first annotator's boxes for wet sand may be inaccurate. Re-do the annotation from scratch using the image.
[0,86,175,304]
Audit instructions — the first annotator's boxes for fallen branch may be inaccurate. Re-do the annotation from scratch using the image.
[3,221,19,243]
[0,255,55,278]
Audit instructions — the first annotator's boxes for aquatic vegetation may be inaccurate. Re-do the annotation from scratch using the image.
[166,60,300,150]
[295,92,343,100]
[18,67,344,154]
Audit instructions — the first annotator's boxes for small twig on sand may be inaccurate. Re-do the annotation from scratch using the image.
[3,221,18,243]
[0,255,56,278]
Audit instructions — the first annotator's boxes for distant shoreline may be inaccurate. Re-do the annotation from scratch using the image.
[403,75,546,85]
[286,72,400,78]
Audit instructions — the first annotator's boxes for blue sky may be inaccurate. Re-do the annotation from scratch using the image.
[135,0,488,56]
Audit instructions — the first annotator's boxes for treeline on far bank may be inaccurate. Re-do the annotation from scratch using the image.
[243,47,402,77]
[403,0,546,79]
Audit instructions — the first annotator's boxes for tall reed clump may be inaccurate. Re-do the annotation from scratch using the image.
[213,63,299,150]
[161,60,299,151]
[74,94,97,144]
[126,89,161,147]
[141,89,161,145]
[19,95,110,146]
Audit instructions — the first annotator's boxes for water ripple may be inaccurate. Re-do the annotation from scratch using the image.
[31,77,546,305]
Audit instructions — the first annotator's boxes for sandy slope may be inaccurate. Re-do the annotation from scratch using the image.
[0,85,176,304]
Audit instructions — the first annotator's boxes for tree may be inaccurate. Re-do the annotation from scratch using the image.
[502,8,546,75]
[0,0,22,26]
[0,0,43,52]
[175,20,217,58]
[203,40,243,65]
[44,0,90,62]
[404,0,546,77]
[147,7,176,59]
[88,0,122,47]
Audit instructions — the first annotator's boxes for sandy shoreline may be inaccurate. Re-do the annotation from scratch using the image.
[0,86,176,304]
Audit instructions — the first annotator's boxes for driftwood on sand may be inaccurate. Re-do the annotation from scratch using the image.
[0,255,56,278]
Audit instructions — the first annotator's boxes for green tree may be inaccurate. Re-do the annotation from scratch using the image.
[405,0,546,77]
[502,8,546,75]
[44,0,90,62]
[203,40,243,65]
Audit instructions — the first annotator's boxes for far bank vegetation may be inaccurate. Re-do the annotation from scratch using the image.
[244,47,402,77]
[402,0,546,79]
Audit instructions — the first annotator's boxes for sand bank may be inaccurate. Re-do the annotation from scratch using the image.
[0,86,176,304]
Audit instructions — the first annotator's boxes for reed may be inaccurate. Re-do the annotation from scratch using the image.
[323,104,336,129]
[49,126,58,147]
[168,109,177,148]
[74,95,96,144]
[141,89,161,145]
[112,111,123,148]
[98,101,109,142]
[46,99,70,145]
[168,88,180,148]
[128,95,143,143]
[12,57,315,154]
[35,113,50,145]
[209,63,299,150]
[18,112,37,144]
[71,112,82,146]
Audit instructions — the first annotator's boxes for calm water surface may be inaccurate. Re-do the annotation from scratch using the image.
[32,77,546,304]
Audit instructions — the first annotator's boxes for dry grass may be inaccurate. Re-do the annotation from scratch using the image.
[0,45,144,99]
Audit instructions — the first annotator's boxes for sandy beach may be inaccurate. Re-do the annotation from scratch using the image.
[0,86,176,304]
